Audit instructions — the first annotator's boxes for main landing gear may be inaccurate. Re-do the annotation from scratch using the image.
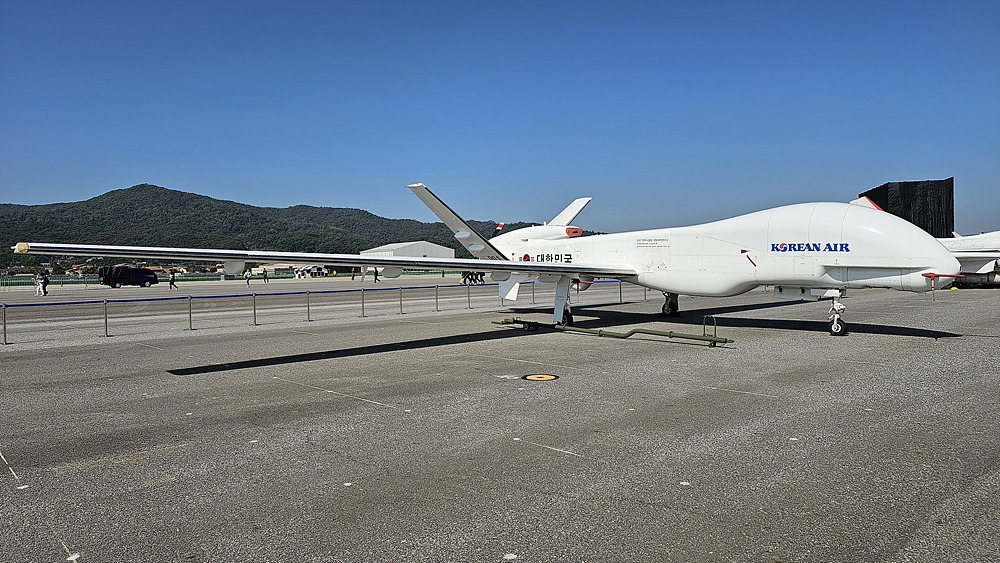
[661,292,680,317]
[560,308,574,327]
[553,275,574,327]
[828,296,847,336]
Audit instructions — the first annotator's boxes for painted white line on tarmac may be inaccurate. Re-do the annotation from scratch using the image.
[273,376,399,409]
[836,359,889,366]
[0,448,21,482]
[513,437,584,458]
[136,342,165,351]
[703,386,779,399]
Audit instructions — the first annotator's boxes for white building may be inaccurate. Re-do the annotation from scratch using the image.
[361,241,454,260]
[360,241,455,275]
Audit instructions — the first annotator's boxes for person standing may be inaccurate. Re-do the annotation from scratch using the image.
[244,269,252,286]
[41,273,50,295]
[168,270,178,290]
[262,268,269,283]
[372,267,380,283]
[35,274,44,296]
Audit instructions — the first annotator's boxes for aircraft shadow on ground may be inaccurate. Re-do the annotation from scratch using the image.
[168,328,530,376]
[510,300,962,340]
[171,300,961,375]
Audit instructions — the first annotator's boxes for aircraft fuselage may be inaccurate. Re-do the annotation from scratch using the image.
[494,202,959,296]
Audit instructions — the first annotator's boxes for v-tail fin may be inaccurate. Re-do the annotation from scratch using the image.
[407,183,509,261]
[549,197,592,226]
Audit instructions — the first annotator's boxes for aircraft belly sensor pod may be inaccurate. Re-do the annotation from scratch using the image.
[13,183,961,336]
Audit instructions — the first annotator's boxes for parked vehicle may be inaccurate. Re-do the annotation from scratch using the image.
[98,266,159,288]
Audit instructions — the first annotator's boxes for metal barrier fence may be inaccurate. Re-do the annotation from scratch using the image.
[1,275,101,290]
[2,280,646,345]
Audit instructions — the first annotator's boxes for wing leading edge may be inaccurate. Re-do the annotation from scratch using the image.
[11,242,637,278]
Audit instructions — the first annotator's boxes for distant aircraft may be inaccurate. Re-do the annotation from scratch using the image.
[938,230,1000,285]
[12,183,961,336]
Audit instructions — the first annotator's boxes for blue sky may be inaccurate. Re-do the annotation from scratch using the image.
[1,1,997,233]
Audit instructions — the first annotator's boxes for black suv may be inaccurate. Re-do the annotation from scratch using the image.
[98,266,160,288]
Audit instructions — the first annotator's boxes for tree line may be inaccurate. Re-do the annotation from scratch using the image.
[0,184,536,272]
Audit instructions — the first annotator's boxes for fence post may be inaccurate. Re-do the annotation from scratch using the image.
[188,296,194,330]
[361,288,366,317]
[619,280,623,304]
[399,287,403,314]
[252,293,257,326]
[434,285,439,312]
[531,282,535,304]
[103,299,109,337]
[2,303,7,345]
[306,290,311,322]
[467,284,472,309]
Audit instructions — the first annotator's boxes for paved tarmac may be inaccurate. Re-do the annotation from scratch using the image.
[2,276,998,562]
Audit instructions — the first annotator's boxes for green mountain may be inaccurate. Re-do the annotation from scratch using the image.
[0,184,535,270]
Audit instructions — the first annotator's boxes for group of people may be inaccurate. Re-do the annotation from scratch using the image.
[31,267,284,294]
[460,271,486,285]
[34,273,50,296]
[244,268,269,286]
[29,267,479,295]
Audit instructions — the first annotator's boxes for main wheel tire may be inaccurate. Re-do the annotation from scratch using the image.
[829,319,847,336]
[113,282,122,288]
[143,281,151,287]
[561,311,574,327]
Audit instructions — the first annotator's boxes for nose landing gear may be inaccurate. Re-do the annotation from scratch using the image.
[828,297,847,336]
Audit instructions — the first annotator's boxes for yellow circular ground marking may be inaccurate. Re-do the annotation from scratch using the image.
[522,374,559,381]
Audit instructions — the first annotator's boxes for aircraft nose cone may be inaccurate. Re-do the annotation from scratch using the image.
[934,253,963,289]
[911,248,962,291]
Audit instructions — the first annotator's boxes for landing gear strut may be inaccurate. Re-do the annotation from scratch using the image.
[661,292,680,317]
[828,296,847,336]
[553,276,574,326]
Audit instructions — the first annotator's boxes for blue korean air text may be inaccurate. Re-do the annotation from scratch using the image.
[770,242,850,252]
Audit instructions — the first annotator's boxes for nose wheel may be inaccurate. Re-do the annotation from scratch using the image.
[828,298,847,336]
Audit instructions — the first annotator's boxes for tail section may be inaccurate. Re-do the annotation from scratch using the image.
[407,183,509,261]
[549,197,592,226]
[849,196,883,211]
[407,183,593,262]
